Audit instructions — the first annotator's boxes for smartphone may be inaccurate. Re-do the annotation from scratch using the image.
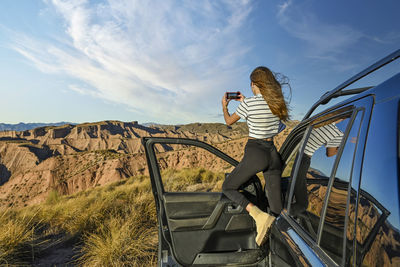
[226,91,241,100]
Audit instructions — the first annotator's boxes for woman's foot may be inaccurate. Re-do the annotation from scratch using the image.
[249,205,275,246]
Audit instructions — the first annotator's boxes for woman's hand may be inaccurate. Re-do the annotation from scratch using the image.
[238,92,245,102]
[222,93,231,108]
[222,93,241,126]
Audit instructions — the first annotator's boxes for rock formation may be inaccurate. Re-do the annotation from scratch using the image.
[0,120,292,207]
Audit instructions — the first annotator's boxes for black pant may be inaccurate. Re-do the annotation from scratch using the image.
[290,154,310,215]
[222,139,283,214]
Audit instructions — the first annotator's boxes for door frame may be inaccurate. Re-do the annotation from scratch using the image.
[142,137,247,266]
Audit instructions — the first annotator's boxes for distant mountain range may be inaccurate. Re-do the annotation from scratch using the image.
[0,122,74,131]
[0,122,176,131]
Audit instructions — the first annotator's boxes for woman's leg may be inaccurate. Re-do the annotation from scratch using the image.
[222,140,277,246]
[263,145,283,215]
[291,154,310,215]
[264,170,282,215]
[222,142,269,209]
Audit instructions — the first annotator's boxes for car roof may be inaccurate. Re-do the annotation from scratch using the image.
[363,72,400,103]
[303,49,400,120]
[318,71,400,117]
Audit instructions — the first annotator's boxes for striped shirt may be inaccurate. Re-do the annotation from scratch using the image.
[304,123,344,157]
[235,94,280,139]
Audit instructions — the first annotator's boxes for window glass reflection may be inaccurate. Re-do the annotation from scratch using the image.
[356,191,396,266]
[320,112,363,264]
[290,114,350,240]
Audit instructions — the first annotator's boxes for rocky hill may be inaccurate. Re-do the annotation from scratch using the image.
[0,120,293,207]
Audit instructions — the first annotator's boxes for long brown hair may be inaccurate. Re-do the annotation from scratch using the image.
[250,66,289,121]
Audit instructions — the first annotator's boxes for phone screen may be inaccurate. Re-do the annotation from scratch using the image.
[226,92,240,99]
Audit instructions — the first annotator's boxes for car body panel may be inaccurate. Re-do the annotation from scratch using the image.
[352,93,400,266]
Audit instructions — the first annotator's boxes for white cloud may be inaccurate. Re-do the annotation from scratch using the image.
[275,1,400,75]
[9,0,253,123]
[277,0,291,17]
[68,84,100,97]
[277,1,364,60]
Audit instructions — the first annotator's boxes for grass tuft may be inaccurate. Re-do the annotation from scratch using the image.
[46,190,60,205]
[162,167,224,192]
[0,208,40,265]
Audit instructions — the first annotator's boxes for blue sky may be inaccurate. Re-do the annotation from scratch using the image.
[0,0,399,124]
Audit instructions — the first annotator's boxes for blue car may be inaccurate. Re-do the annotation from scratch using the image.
[142,49,400,266]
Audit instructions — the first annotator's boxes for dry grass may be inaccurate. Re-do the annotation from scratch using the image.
[0,168,223,266]
[0,208,40,265]
[79,214,157,266]
[162,167,225,192]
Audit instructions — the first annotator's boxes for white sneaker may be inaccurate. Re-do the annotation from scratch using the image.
[249,206,276,246]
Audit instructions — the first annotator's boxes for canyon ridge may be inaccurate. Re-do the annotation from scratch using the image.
[0,120,295,207]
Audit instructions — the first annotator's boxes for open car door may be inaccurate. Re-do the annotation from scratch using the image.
[142,137,269,266]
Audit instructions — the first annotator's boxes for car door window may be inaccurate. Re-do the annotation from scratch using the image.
[154,143,232,192]
[354,101,400,267]
[319,111,363,264]
[289,112,352,240]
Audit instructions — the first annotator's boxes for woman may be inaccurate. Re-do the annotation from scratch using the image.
[221,66,289,246]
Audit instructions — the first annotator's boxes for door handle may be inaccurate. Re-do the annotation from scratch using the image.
[227,204,242,213]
